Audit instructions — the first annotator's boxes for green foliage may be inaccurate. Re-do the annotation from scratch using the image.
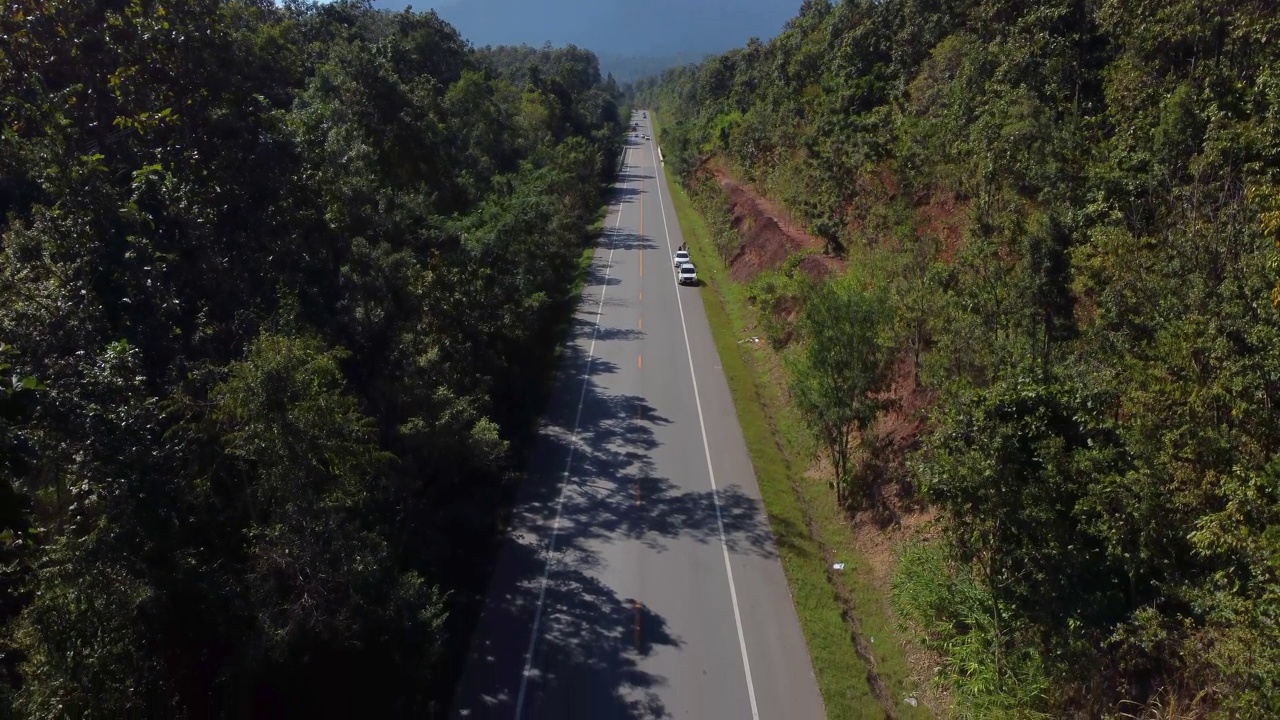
[919,372,1131,651]
[892,540,1050,719]
[637,0,1280,714]
[0,0,621,715]
[0,342,35,707]
[688,173,741,260]
[746,252,816,349]
[787,270,892,508]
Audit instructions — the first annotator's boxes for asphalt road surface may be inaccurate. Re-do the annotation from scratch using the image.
[451,112,826,720]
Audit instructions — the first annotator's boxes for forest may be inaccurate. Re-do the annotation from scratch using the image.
[0,0,622,716]
[634,0,1280,716]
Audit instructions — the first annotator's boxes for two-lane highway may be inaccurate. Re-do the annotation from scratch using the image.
[451,112,825,720]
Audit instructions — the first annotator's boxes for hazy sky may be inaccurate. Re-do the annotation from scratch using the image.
[369,0,802,57]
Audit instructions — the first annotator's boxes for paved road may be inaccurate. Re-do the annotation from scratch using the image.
[451,112,825,720]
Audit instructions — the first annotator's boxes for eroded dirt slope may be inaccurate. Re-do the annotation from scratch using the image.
[702,162,844,283]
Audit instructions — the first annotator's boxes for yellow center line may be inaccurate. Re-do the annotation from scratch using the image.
[638,316,642,330]
[637,354,643,369]
[635,403,644,511]
[638,181,645,281]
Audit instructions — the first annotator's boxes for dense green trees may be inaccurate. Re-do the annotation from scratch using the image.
[0,0,621,715]
[637,0,1280,715]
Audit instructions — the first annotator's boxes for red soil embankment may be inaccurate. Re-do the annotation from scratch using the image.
[701,163,845,283]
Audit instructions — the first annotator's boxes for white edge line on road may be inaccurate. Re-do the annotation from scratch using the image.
[647,130,761,719]
[513,145,631,719]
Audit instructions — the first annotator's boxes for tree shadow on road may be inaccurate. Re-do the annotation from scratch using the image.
[546,383,779,561]
[568,312,646,345]
[452,289,779,719]
[615,171,654,185]
[610,186,644,205]
[585,264,623,287]
[599,226,657,252]
[450,528,682,720]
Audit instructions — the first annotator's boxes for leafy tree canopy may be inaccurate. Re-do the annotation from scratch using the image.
[0,0,622,715]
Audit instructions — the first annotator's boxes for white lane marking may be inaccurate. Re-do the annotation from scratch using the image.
[514,146,631,719]
[646,128,761,718]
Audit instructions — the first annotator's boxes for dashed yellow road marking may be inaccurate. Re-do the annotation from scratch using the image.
[635,405,643,507]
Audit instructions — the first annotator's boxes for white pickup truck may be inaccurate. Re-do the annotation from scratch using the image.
[673,250,690,267]
[678,262,698,285]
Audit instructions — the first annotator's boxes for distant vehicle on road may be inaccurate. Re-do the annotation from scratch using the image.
[673,249,690,267]
[678,262,698,285]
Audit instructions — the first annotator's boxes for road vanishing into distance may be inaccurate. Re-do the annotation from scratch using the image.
[451,112,826,720]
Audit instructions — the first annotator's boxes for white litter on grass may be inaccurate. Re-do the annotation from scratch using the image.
[832,562,845,570]
[905,696,919,707]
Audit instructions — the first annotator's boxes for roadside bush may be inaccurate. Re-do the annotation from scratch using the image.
[891,540,1050,719]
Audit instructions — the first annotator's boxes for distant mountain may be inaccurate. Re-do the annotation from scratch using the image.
[371,0,802,58]
[597,51,710,84]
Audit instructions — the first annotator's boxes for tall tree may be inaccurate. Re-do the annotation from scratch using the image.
[788,271,892,507]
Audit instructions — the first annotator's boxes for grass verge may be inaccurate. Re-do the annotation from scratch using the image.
[652,114,931,720]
